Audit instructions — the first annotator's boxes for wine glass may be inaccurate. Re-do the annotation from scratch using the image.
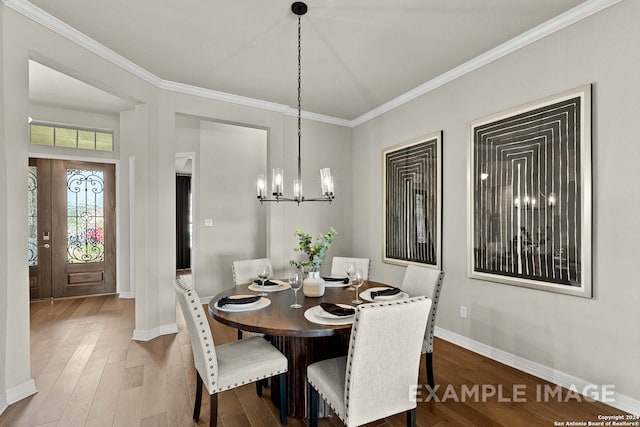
[345,261,356,291]
[289,269,303,309]
[257,264,270,297]
[351,268,364,304]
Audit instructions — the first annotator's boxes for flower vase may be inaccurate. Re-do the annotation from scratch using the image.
[303,271,325,297]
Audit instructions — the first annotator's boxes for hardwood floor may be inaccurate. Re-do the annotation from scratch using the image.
[0,295,626,426]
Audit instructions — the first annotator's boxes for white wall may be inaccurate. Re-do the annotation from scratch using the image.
[1,5,35,403]
[195,121,267,296]
[352,0,640,401]
[0,3,8,411]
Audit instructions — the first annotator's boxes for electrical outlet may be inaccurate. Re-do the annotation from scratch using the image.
[460,306,468,319]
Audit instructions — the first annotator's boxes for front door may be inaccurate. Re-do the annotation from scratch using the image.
[28,158,116,299]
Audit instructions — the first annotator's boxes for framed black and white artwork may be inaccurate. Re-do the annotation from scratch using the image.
[383,131,442,269]
[468,85,592,297]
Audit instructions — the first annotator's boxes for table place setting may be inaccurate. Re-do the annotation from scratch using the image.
[321,275,350,287]
[248,279,291,293]
[213,294,271,312]
[304,302,356,325]
[360,286,409,302]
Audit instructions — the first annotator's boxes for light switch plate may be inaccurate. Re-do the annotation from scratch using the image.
[204,218,214,227]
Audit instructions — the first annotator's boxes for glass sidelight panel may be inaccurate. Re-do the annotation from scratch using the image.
[66,169,105,264]
[28,166,38,267]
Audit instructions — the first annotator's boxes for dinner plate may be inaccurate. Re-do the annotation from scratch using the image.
[360,287,409,302]
[248,281,291,293]
[214,296,271,312]
[316,303,355,319]
[322,276,351,288]
[304,305,355,325]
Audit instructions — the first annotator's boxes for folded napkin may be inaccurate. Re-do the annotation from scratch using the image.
[320,303,355,317]
[218,295,261,307]
[370,287,402,299]
[322,276,349,284]
[253,279,279,287]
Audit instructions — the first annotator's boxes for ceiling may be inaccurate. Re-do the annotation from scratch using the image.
[24,0,590,120]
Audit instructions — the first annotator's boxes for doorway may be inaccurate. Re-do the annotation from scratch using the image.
[176,173,192,272]
[28,158,116,299]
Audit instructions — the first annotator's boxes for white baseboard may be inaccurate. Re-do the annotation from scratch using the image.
[0,392,6,417]
[435,327,640,416]
[200,296,213,305]
[132,323,178,341]
[5,379,37,406]
[118,291,134,299]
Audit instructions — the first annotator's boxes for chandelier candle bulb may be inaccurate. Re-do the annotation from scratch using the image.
[293,179,302,201]
[320,168,334,197]
[256,174,266,198]
[272,168,284,196]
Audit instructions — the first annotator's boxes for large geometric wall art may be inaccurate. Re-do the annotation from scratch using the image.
[383,132,442,269]
[468,85,592,297]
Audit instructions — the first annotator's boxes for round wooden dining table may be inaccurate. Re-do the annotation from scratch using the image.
[208,280,386,418]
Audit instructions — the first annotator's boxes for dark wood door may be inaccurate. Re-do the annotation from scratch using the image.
[28,159,116,299]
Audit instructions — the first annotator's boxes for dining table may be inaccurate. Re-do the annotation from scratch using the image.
[208,279,403,418]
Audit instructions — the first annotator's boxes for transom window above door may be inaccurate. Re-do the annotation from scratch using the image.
[29,123,113,152]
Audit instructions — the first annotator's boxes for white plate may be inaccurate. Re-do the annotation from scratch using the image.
[248,281,291,293]
[316,303,355,319]
[304,305,355,325]
[214,296,271,312]
[360,287,409,302]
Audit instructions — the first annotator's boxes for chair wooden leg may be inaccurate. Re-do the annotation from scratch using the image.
[210,393,218,427]
[426,351,435,390]
[406,408,416,427]
[309,384,319,427]
[256,377,270,396]
[278,372,288,425]
[193,372,203,420]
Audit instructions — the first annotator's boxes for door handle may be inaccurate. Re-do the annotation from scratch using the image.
[38,244,51,249]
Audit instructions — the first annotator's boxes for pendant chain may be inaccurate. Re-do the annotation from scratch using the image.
[297,15,302,182]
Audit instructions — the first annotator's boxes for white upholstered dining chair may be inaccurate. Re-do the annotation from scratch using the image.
[231,258,272,340]
[330,256,371,280]
[232,258,272,285]
[399,265,445,389]
[173,277,288,426]
[307,297,431,427]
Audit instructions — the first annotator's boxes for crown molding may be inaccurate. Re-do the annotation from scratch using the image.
[3,0,622,129]
[160,79,290,113]
[283,107,353,128]
[350,0,623,127]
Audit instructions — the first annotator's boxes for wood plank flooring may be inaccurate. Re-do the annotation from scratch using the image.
[0,295,627,426]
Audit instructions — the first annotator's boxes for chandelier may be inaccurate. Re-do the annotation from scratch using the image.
[256,1,335,205]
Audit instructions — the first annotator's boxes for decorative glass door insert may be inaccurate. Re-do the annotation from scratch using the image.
[28,166,38,267]
[66,169,105,264]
